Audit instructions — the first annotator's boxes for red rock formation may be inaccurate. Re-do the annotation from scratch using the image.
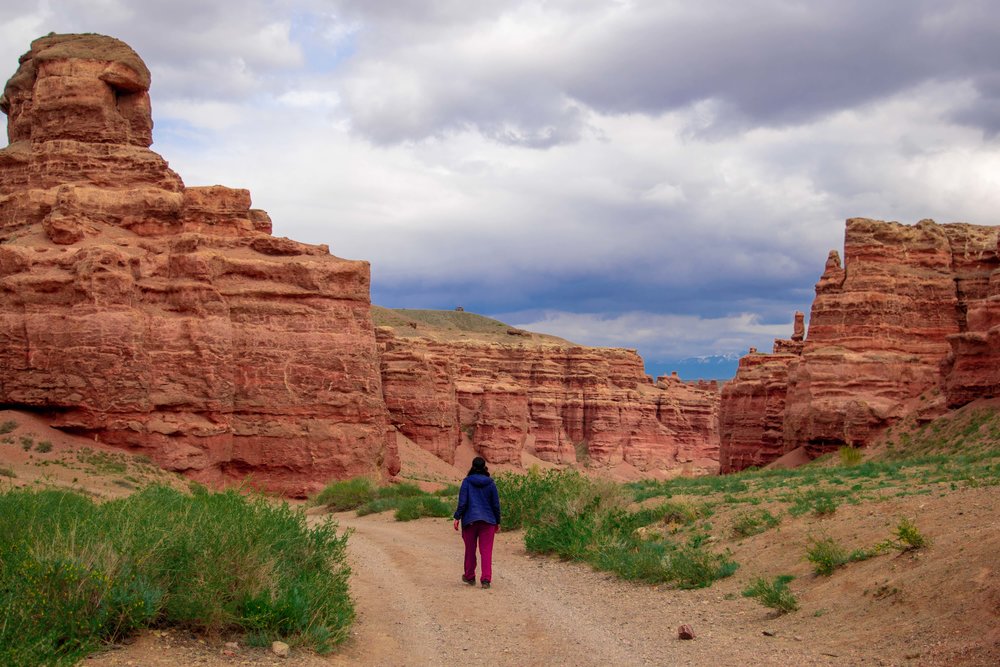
[784,219,964,455]
[941,226,1000,405]
[719,218,1000,472]
[718,319,803,473]
[0,34,396,495]
[377,328,720,472]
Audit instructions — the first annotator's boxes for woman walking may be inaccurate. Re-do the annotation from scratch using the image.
[453,456,501,589]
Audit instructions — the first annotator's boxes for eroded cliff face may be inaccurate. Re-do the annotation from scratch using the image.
[377,325,720,473]
[942,225,1000,405]
[719,218,1000,471]
[0,34,397,495]
[718,329,803,473]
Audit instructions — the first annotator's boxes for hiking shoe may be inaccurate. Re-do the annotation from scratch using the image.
[481,581,491,589]
[462,576,475,586]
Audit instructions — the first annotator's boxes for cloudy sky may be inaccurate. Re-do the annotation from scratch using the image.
[4,1,1000,379]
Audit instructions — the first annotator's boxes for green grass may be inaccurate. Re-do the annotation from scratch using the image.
[0,485,353,666]
[75,448,128,475]
[314,477,376,511]
[312,478,457,522]
[730,508,781,537]
[355,494,453,521]
[500,469,737,589]
[743,575,799,614]
[805,536,874,576]
[805,518,931,578]
[432,483,461,497]
[881,408,1000,461]
[392,496,454,521]
[880,517,931,552]
[839,446,864,466]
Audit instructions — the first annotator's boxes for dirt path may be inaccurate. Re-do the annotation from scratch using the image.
[322,512,862,667]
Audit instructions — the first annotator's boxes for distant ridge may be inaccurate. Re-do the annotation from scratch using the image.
[372,306,572,346]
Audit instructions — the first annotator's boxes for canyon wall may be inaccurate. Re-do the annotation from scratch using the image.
[377,325,720,473]
[719,218,1000,472]
[0,34,396,495]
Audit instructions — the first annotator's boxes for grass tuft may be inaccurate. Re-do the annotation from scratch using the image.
[884,517,930,552]
[313,477,376,511]
[730,508,781,538]
[392,496,453,521]
[805,535,873,576]
[839,446,864,466]
[743,575,799,614]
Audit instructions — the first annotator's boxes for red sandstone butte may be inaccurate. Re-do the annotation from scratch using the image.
[0,34,397,495]
[719,218,1000,472]
[376,323,720,473]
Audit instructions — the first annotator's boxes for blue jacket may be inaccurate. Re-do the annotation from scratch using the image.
[454,474,501,526]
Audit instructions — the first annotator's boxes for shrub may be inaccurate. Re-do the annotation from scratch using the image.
[887,517,930,551]
[806,536,872,576]
[495,468,597,530]
[812,495,838,516]
[839,446,864,466]
[806,536,847,575]
[654,500,703,526]
[355,497,396,517]
[432,483,460,497]
[355,486,455,521]
[0,485,354,666]
[36,440,53,453]
[20,435,34,451]
[665,545,739,589]
[376,482,425,499]
[524,501,598,560]
[0,467,15,478]
[731,508,781,538]
[0,420,16,435]
[313,477,376,511]
[743,575,799,614]
[393,496,452,521]
[503,470,736,589]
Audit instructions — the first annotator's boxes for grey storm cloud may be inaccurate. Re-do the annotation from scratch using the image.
[3,1,1000,371]
[330,0,1000,145]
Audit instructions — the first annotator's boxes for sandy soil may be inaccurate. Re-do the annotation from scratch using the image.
[322,512,851,667]
[78,484,999,667]
[3,408,996,666]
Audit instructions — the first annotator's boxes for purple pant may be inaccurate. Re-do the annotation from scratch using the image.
[462,521,497,583]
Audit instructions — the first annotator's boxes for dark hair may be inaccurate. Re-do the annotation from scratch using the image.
[467,456,489,477]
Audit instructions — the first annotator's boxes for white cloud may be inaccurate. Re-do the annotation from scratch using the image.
[3,1,1000,370]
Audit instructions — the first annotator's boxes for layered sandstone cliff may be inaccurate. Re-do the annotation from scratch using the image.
[375,310,720,473]
[719,218,1000,472]
[717,314,803,472]
[0,34,396,495]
